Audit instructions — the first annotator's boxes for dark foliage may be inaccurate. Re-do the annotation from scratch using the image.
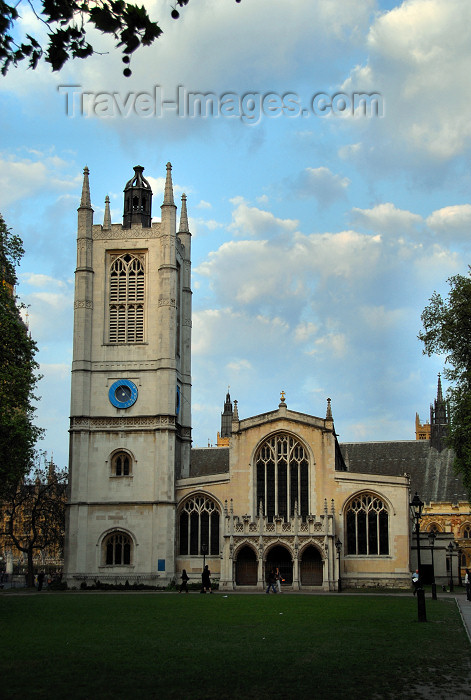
[0,0,242,76]
[2,459,67,587]
[419,269,471,498]
[0,214,43,499]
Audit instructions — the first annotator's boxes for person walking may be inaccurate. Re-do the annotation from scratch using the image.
[465,568,471,601]
[411,569,419,595]
[202,565,212,593]
[266,568,277,594]
[275,567,282,593]
[37,571,45,592]
[179,569,189,593]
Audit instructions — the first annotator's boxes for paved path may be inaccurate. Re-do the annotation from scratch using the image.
[455,594,471,643]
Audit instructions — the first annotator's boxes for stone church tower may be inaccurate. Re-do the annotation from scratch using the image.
[63,164,192,587]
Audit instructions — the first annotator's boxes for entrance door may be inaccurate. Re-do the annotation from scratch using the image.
[266,545,293,585]
[300,545,323,586]
[236,545,257,585]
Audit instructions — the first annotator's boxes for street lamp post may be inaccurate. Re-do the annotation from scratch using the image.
[335,538,342,593]
[455,543,463,587]
[447,542,454,592]
[201,543,208,571]
[428,530,437,600]
[410,492,426,622]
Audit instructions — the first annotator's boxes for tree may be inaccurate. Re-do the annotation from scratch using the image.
[1,456,67,586]
[0,0,240,77]
[418,269,471,497]
[0,213,43,500]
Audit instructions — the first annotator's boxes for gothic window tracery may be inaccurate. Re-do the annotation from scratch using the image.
[103,531,132,565]
[255,434,309,521]
[462,524,471,539]
[346,493,389,556]
[109,253,145,343]
[179,496,220,556]
[111,452,132,477]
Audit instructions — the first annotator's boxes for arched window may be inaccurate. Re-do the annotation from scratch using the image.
[255,433,309,521]
[428,523,440,533]
[462,524,471,539]
[179,496,220,556]
[346,493,389,556]
[103,532,132,565]
[109,253,145,343]
[111,452,132,477]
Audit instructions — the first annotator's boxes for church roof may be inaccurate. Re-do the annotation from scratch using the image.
[340,440,468,505]
[190,447,230,477]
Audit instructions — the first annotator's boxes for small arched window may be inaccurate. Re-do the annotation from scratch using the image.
[462,524,471,539]
[346,493,389,556]
[179,496,220,556]
[111,452,132,477]
[103,532,132,566]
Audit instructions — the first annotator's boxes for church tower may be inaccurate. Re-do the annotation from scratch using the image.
[430,374,449,451]
[64,164,192,587]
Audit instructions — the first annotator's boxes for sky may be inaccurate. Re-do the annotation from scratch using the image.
[2,0,471,469]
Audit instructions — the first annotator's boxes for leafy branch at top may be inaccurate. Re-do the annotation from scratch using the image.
[0,1,242,77]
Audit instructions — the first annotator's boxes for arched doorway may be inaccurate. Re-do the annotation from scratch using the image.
[266,545,293,585]
[235,545,258,585]
[300,545,323,586]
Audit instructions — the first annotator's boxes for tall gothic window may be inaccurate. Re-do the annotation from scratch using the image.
[256,434,309,521]
[103,531,132,565]
[346,493,389,556]
[462,524,471,539]
[109,253,145,343]
[179,496,220,556]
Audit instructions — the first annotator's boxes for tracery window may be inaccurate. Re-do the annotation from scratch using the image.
[103,531,132,565]
[179,496,220,556]
[109,253,145,343]
[255,434,309,521]
[346,493,389,556]
[111,452,132,477]
[462,525,471,539]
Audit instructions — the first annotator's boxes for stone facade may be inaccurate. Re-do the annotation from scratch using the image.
[64,164,468,592]
[64,164,191,588]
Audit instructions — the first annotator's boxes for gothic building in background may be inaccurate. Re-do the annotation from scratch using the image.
[64,165,469,591]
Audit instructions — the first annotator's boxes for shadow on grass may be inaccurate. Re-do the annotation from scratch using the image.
[1,593,470,699]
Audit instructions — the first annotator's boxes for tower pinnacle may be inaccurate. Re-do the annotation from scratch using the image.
[163,162,175,206]
[79,166,92,209]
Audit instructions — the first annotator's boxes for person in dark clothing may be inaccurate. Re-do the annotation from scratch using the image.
[179,569,189,594]
[202,565,212,593]
[266,568,277,594]
[37,572,45,592]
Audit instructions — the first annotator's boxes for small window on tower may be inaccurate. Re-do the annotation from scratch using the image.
[111,452,132,477]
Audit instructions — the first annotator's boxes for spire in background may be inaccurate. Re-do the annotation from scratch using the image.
[103,195,111,229]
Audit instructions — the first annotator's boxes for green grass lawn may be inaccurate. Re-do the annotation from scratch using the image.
[1,592,470,699]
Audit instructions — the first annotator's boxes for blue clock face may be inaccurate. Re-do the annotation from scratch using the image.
[109,379,138,409]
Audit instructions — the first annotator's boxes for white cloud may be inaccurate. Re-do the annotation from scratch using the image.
[342,0,471,161]
[291,167,350,207]
[426,204,471,239]
[351,202,423,237]
[228,200,298,238]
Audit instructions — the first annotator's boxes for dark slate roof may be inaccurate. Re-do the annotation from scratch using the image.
[340,441,468,505]
[190,448,230,478]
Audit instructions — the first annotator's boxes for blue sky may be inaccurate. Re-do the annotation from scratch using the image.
[2,0,471,468]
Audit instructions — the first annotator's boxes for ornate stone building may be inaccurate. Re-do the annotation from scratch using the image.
[64,164,468,591]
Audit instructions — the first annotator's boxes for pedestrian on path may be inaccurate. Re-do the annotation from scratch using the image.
[465,568,471,601]
[266,568,277,594]
[179,569,189,593]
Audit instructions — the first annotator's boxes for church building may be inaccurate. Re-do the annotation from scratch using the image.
[63,165,466,591]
